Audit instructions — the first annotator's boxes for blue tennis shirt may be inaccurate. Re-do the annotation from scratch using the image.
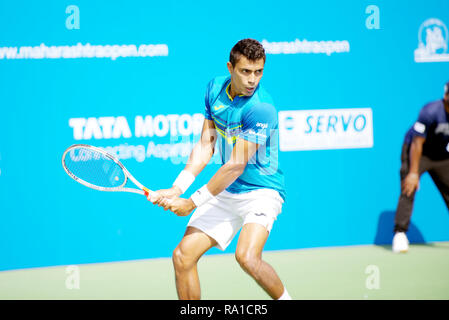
[204,76,286,200]
[404,99,449,160]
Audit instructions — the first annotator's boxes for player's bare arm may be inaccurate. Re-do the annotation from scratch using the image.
[164,138,260,216]
[206,138,259,195]
[150,119,217,205]
[402,135,425,197]
[184,119,218,177]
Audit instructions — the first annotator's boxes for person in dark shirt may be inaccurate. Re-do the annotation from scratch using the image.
[393,81,449,253]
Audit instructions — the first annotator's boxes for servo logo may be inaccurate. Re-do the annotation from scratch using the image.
[279,108,374,151]
[414,18,449,63]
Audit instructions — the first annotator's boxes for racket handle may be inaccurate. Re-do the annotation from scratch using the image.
[144,189,173,207]
[145,189,165,204]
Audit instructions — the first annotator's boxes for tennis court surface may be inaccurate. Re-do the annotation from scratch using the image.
[1,242,448,300]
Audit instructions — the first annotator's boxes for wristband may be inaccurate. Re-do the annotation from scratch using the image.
[173,170,196,194]
[190,185,214,207]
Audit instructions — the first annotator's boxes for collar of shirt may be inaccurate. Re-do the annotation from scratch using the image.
[225,82,259,104]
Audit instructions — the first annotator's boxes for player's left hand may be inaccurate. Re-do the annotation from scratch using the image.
[160,197,196,216]
[402,173,420,197]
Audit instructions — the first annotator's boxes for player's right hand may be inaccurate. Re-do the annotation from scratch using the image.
[402,173,420,197]
[148,186,183,205]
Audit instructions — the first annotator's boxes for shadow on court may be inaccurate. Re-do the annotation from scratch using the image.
[373,210,426,249]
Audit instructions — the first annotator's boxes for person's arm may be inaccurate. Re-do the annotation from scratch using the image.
[163,102,275,216]
[149,119,217,203]
[206,137,259,195]
[403,103,434,197]
[163,137,260,216]
[184,119,217,177]
[402,136,425,197]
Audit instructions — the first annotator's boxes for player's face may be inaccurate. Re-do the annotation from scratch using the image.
[227,56,264,97]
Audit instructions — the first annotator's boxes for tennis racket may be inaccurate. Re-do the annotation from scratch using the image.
[62,144,154,198]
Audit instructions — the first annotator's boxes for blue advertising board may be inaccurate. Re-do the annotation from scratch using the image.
[1,0,449,271]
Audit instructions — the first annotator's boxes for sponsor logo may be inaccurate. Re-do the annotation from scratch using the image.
[254,213,267,217]
[414,18,449,63]
[435,123,449,135]
[262,39,350,56]
[413,122,426,134]
[68,113,206,163]
[214,105,226,111]
[0,42,169,60]
[279,108,374,151]
[69,114,204,140]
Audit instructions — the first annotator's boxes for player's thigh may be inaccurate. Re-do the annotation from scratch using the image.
[173,226,217,264]
[430,160,449,185]
[429,162,449,206]
[235,223,269,261]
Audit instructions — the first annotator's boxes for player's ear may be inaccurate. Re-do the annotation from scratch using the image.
[226,61,234,75]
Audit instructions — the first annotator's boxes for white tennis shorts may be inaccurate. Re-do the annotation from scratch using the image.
[187,188,284,251]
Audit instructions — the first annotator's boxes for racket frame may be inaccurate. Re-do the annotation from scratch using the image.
[62,144,151,196]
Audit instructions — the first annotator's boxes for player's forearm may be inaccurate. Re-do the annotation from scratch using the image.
[409,139,423,174]
[189,137,256,207]
[206,162,246,196]
[170,141,214,195]
[184,140,215,176]
[170,120,217,196]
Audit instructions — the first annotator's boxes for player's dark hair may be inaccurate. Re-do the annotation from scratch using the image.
[229,39,266,67]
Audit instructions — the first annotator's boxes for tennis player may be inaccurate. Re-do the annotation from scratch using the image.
[148,39,290,300]
[393,81,449,253]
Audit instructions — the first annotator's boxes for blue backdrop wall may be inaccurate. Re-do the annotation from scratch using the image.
[1,0,449,271]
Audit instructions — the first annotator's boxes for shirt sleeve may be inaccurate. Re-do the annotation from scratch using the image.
[411,107,433,138]
[239,103,277,145]
[204,80,214,121]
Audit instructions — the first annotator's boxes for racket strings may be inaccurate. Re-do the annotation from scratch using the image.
[64,147,126,189]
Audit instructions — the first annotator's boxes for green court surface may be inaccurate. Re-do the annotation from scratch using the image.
[1,242,449,300]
